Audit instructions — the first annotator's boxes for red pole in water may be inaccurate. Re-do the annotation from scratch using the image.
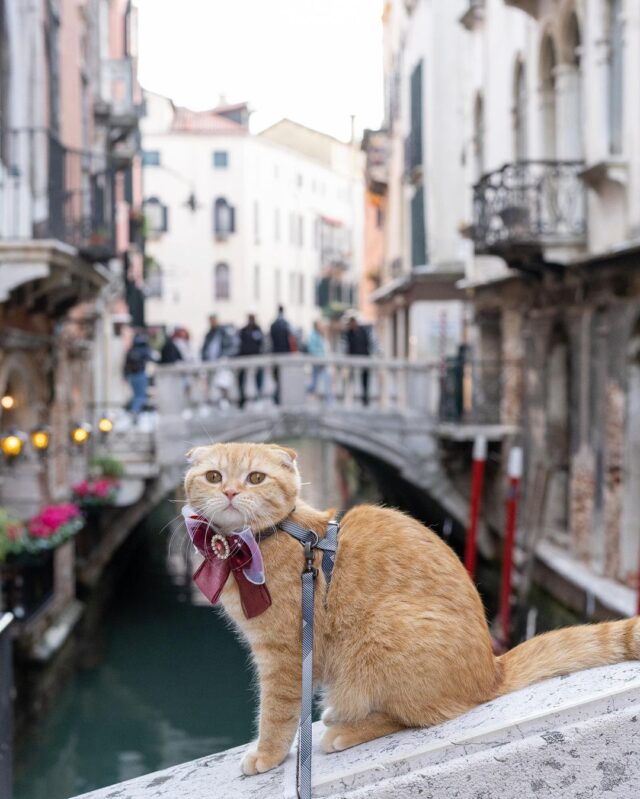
[499,447,523,648]
[465,435,487,580]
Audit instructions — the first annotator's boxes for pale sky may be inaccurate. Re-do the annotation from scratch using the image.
[134,0,384,142]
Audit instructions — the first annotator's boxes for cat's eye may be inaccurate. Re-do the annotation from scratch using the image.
[247,471,266,485]
[205,470,222,484]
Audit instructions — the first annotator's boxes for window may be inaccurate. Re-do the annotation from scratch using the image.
[540,36,557,160]
[298,215,304,247]
[289,212,296,245]
[274,208,280,241]
[254,264,260,301]
[296,173,303,188]
[143,197,168,233]
[410,185,426,268]
[142,150,160,166]
[298,273,305,305]
[213,150,229,168]
[253,200,260,244]
[314,218,320,249]
[213,197,235,238]
[289,271,296,304]
[376,205,384,229]
[608,0,624,155]
[214,262,230,300]
[408,60,423,170]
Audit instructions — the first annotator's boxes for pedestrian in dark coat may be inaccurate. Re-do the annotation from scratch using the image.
[237,313,264,408]
[344,314,373,406]
[269,306,292,404]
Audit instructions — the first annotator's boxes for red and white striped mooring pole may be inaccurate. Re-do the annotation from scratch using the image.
[498,446,523,649]
[464,435,487,580]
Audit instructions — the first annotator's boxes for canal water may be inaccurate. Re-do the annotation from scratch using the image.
[14,440,386,799]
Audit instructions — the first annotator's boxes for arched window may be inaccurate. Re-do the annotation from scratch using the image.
[540,35,557,160]
[560,12,583,160]
[213,197,235,239]
[608,0,623,155]
[143,197,168,233]
[513,61,527,162]
[214,262,230,300]
[472,93,485,181]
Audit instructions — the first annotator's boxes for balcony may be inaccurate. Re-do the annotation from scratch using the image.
[473,161,586,260]
[362,129,389,195]
[0,129,116,262]
[96,57,141,131]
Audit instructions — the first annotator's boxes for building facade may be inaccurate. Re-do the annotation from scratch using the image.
[464,0,640,599]
[377,0,640,619]
[141,92,364,348]
[369,0,469,362]
[0,0,143,642]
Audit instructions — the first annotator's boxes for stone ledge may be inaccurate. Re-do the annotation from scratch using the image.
[71,662,640,799]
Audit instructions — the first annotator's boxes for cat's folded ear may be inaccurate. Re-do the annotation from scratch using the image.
[185,446,209,463]
[269,444,298,469]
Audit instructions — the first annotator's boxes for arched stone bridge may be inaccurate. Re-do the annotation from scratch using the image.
[106,354,511,525]
[153,354,442,491]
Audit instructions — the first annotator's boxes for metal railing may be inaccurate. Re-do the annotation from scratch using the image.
[0,128,116,260]
[473,160,586,255]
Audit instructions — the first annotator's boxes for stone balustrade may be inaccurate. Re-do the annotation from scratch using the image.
[71,661,640,799]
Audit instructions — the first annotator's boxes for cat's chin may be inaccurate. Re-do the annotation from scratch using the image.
[209,507,247,533]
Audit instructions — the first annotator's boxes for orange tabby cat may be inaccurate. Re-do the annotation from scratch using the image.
[184,442,640,776]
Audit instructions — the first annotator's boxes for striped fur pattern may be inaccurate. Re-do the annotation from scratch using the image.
[184,442,640,776]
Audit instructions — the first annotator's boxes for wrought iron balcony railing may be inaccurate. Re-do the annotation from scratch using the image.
[0,128,116,261]
[473,160,586,257]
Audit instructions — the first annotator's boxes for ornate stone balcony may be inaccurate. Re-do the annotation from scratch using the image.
[473,160,586,261]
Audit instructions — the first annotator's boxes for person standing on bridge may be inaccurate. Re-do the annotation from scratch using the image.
[123,331,155,422]
[236,312,265,409]
[343,312,374,406]
[307,320,332,401]
[269,305,293,405]
[201,315,236,406]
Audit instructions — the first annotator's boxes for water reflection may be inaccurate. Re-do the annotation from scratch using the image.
[15,439,382,799]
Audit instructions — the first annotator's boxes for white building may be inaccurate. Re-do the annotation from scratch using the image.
[141,92,364,349]
[368,0,471,362]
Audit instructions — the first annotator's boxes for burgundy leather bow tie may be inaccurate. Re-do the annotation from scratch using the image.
[187,515,272,619]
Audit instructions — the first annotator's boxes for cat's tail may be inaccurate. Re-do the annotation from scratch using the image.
[494,617,640,696]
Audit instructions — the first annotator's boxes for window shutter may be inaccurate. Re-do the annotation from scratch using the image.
[410,61,423,168]
[411,185,427,268]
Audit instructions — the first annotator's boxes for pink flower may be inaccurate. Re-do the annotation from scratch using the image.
[72,480,89,497]
[29,503,81,536]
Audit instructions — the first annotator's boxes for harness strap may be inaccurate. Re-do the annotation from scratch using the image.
[278,516,341,799]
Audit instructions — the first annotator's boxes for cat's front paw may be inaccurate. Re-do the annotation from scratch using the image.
[240,748,284,776]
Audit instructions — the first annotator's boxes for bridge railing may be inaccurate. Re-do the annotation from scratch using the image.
[154,354,444,417]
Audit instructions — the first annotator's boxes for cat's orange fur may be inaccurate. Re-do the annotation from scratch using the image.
[184,442,640,776]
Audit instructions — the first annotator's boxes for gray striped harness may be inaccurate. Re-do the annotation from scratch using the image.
[278,517,340,799]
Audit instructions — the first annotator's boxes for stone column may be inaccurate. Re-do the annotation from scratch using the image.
[501,309,524,427]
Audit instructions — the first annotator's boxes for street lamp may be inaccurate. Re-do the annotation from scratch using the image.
[30,427,51,454]
[98,417,114,434]
[0,395,15,410]
[1,429,26,459]
[71,423,92,446]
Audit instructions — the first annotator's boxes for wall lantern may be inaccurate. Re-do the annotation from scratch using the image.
[71,423,92,446]
[98,417,114,434]
[1,429,26,459]
[30,427,51,453]
[0,395,15,410]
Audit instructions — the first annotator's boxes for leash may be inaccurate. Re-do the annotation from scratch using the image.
[279,517,340,799]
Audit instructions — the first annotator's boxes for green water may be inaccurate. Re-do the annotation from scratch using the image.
[14,439,384,799]
[14,507,256,799]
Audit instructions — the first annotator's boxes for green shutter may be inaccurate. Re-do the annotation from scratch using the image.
[410,61,423,168]
[411,185,426,268]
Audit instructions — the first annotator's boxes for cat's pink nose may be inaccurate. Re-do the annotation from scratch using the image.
[224,489,239,500]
